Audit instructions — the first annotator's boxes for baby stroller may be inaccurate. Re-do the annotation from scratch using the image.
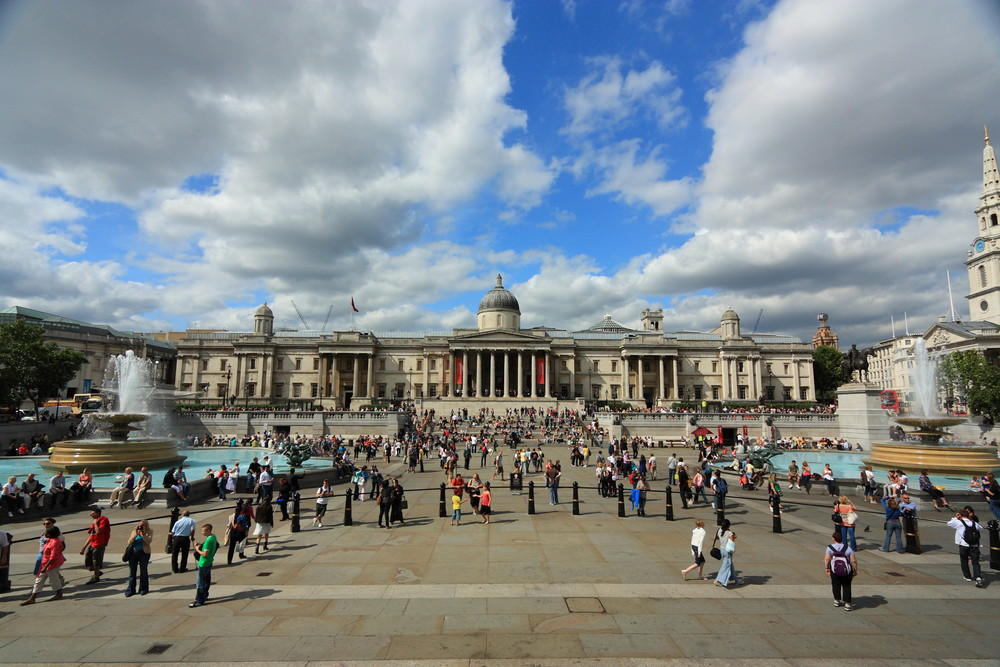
[739,472,756,491]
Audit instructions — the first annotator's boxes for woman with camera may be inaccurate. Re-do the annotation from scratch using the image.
[124,519,153,597]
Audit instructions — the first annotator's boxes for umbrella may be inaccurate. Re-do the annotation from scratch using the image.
[691,426,712,437]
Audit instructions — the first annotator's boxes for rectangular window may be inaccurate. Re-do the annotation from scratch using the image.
[379,359,386,371]
[611,385,619,399]
[275,358,284,370]
[398,360,404,371]
[220,359,227,371]
[295,358,302,370]
[737,361,745,373]
[417,359,423,371]
[784,363,789,374]
[201,359,208,371]
[593,361,599,372]
[766,385,775,400]
[611,361,617,373]
[394,383,405,398]
[311,383,318,398]
[430,359,437,371]
[293,383,302,398]
[274,384,283,398]
[800,387,808,401]
[313,358,319,371]
[415,383,424,398]
[574,384,582,398]
[783,387,792,400]
[217,384,227,398]
[429,384,438,397]
[738,385,747,400]
[249,358,257,370]
[377,383,386,398]
[694,361,700,371]
[246,383,256,397]
[712,386,720,400]
[712,361,718,373]
[592,384,602,399]
[694,386,703,400]
[575,360,581,372]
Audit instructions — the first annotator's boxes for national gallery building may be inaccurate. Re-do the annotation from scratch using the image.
[172,276,816,409]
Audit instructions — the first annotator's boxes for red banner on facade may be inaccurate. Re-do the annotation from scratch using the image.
[455,356,463,385]
[536,357,545,385]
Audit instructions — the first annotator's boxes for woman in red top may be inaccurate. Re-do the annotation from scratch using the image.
[21,525,65,605]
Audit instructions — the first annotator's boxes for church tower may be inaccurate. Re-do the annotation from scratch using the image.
[967,126,1000,324]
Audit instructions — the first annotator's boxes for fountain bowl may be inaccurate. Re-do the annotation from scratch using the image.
[866,414,999,475]
[39,439,187,474]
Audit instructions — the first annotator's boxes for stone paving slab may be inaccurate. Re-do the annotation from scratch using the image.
[2,446,1000,665]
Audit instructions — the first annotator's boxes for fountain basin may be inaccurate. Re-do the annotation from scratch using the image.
[39,438,186,474]
[865,441,999,476]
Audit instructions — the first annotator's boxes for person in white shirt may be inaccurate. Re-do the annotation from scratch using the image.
[945,507,984,587]
[680,519,707,580]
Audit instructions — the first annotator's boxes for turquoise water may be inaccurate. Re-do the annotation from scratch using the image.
[4,447,334,488]
[765,451,976,491]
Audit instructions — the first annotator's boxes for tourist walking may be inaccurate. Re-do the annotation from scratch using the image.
[124,519,153,597]
[314,480,333,527]
[835,495,859,550]
[170,510,197,573]
[21,525,65,606]
[81,507,110,584]
[479,481,493,524]
[714,522,738,588]
[681,519,707,580]
[253,499,273,553]
[946,508,984,587]
[825,531,858,610]
[376,480,392,528]
[389,478,406,525]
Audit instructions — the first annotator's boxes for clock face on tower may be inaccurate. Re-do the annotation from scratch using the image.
[981,300,989,312]
[975,239,986,253]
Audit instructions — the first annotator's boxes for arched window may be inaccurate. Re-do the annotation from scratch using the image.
[992,213,998,226]
[980,265,987,288]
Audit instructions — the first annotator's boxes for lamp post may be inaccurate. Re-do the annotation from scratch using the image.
[223,369,232,408]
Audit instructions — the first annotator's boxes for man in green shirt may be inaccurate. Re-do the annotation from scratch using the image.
[189,524,218,608]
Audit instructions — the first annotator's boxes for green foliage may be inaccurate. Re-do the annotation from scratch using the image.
[0,319,88,411]
[936,350,1000,418]
[813,345,848,400]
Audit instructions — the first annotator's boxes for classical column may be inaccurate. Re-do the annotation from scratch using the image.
[793,360,801,401]
[422,353,428,398]
[503,352,510,397]
[637,356,644,402]
[671,357,679,399]
[476,351,482,398]
[352,355,361,400]
[462,351,469,398]
[568,357,575,399]
[531,352,537,398]
[518,352,524,397]
[489,352,496,399]
[658,357,665,400]
[544,352,550,398]
[366,353,374,398]
[621,355,628,399]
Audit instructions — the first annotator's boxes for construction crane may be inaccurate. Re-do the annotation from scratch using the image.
[321,305,334,333]
[752,308,764,334]
[290,300,310,330]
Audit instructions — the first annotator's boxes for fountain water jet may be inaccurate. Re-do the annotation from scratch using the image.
[41,351,186,474]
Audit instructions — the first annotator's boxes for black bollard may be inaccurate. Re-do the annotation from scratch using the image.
[528,481,536,514]
[715,493,726,526]
[617,483,626,517]
[343,489,353,526]
[166,506,180,553]
[439,483,447,518]
[0,530,11,593]
[903,513,921,554]
[572,481,580,516]
[290,492,301,533]
[771,495,783,533]
[988,520,1000,570]
[665,486,674,521]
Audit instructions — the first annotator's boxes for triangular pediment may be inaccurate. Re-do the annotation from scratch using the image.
[924,324,974,348]
[451,329,548,345]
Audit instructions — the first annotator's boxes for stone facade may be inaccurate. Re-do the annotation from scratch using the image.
[172,277,816,409]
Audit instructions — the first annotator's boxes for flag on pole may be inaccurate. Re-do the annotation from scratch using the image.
[351,297,359,313]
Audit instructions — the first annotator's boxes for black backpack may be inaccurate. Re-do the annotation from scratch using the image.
[959,518,980,546]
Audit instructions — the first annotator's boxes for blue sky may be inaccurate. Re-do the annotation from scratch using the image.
[1,0,999,346]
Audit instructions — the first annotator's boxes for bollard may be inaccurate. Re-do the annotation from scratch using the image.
[772,495,783,533]
[715,493,726,526]
[903,513,921,554]
[572,481,580,516]
[0,530,11,593]
[290,492,301,533]
[617,483,626,517]
[528,481,536,515]
[988,520,1000,570]
[664,486,674,521]
[439,483,447,518]
[166,506,180,553]
[343,489,353,526]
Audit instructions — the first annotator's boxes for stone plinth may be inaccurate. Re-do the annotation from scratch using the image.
[836,382,890,446]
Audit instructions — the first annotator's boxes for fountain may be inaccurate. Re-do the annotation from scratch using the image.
[865,339,999,475]
[41,351,187,474]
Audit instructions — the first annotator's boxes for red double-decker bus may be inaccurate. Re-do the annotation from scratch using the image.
[880,390,899,414]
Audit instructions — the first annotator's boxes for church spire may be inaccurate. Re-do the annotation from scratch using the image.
[985,124,1000,197]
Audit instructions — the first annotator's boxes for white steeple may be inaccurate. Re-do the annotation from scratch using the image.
[966,126,1000,323]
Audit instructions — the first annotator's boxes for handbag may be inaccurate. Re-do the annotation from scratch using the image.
[710,547,722,560]
[401,497,408,510]
[831,512,842,524]
[122,543,134,563]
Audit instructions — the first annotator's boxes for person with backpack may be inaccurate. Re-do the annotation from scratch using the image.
[711,470,728,513]
[946,508,985,587]
[825,531,859,610]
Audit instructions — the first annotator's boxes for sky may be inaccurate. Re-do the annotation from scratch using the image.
[1,0,999,348]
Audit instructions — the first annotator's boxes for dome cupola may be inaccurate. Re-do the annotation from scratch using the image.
[477,274,521,330]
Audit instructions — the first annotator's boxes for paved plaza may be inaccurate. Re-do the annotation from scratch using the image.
[1,445,998,665]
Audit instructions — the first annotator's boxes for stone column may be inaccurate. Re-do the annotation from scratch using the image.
[352,355,360,400]
[544,352,550,398]
[568,357,575,399]
[793,360,801,401]
[503,352,510,397]
[366,353,374,398]
[476,351,482,398]
[658,357,665,400]
[672,357,679,400]
[531,353,537,398]
[637,356,644,402]
[462,351,469,399]
[490,352,496,399]
[518,352,524,398]
[422,353,429,399]
[621,355,628,399]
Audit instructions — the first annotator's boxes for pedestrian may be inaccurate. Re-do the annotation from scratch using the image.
[451,490,466,525]
[169,510,197,573]
[834,495,859,550]
[710,469,728,514]
[681,519,707,580]
[634,475,648,517]
[946,508,984,587]
[677,466,691,509]
[81,507,110,584]
[545,464,561,505]
[766,473,783,510]
[879,496,904,553]
[714,524,738,589]
[189,523,218,607]
[276,476,291,521]
[376,481,392,528]
[982,472,1000,520]
[226,501,249,564]
[492,451,505,481]
[389,478,406,526]
[314,479,334,528]
[825,531,859,610]
[480,481,493,524]
[253,499,273,553]
[124,519,153,597]
[21,525,65,606]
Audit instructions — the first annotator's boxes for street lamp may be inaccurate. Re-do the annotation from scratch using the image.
[223,369,232,408]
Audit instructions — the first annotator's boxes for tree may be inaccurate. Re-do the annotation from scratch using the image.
[936,349,1000,419]
[813,345,848,401]
[0,319,88,412]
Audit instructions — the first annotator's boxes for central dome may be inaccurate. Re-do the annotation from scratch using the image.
[478,274,520,313]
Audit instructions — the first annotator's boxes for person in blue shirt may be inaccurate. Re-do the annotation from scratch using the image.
[879,496,905,553]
